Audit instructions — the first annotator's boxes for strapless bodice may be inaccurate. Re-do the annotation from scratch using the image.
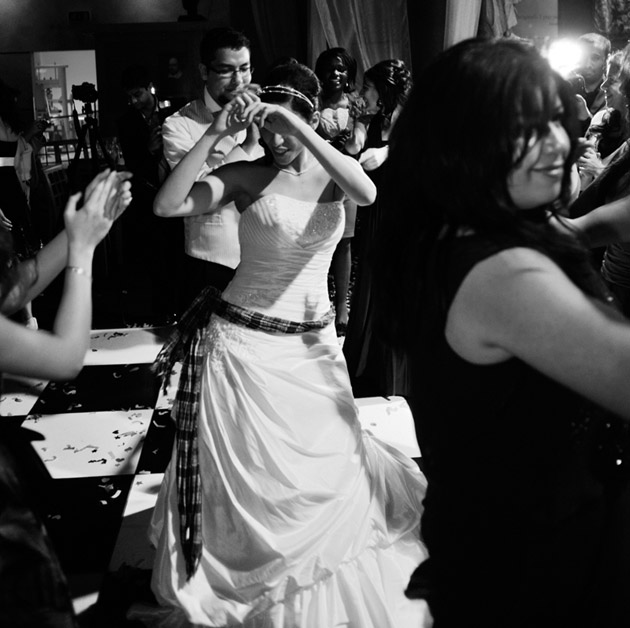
[221,193,344,320]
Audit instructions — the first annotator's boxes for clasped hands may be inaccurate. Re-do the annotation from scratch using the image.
[576,137,604,180]
[210,86,304,137]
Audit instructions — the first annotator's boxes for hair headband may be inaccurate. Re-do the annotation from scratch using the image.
[259,85,314,110]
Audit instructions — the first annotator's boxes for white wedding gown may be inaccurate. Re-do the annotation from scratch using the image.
[148,194,429,627]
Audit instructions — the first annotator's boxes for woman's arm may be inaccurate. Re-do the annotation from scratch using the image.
[344,118,368,156]
[154,91,259,218]
[567,194,630,247]
[17,170,131,306]
[257,104,376,206]
[0,170,131,380]
[447,246,630,420]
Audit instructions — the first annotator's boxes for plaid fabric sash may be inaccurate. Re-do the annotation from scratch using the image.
[153,286,334,579]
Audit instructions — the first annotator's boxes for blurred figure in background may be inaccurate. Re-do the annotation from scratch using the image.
[162,56,194,110]
[0,78,47,330]
[117,65,179,325]
[315,47,361,335]
[342,58,413,397]
[577,49,628,190]
[570,33,611,133]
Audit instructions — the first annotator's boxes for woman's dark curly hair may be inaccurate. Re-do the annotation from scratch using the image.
[363,59,412,122]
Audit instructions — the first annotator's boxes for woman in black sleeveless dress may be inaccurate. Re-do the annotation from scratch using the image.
[376,38,630,627]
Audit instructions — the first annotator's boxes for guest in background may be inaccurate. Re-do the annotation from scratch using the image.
[342,58,412,396]
[162,56,194,111]
[571,43,630,317]
[577,49,628,191]
[117,65,179,325]
[160,27,263,315]
[315,47,361,335]
[0,78,47,330]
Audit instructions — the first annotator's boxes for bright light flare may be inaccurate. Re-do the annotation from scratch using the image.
[545,38,583,79]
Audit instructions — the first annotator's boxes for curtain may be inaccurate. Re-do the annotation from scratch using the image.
[478,0,520,39]
[594,0,630,44]
[594,0,613,34]
[309,0,412,81]
[444,0,483,49]
[248,0,306,71]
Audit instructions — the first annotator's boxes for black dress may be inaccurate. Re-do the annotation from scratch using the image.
[343,114,410,397]
[405,234,630,628]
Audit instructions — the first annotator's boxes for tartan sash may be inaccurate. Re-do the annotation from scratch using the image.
[153,286,334,578]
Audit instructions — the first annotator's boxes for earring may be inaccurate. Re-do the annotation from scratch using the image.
[377,99,383,110]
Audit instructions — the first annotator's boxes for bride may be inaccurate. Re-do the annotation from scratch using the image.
[147,61,430,628]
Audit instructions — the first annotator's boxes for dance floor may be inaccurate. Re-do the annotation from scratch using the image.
[0,326,421,625]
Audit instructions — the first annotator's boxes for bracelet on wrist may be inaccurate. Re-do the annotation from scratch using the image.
[66,265,92,279]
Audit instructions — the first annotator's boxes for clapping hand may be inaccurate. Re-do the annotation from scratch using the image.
[65,169,132,252]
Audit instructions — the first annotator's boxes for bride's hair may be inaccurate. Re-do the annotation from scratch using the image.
[260,63,321,120]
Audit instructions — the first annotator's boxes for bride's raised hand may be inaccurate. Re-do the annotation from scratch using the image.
[255,103,302,137]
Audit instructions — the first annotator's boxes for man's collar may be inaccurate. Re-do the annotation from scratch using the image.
[203,87,222,113]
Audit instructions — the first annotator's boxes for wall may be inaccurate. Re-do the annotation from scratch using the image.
[557,0,594,39]
[0,0,229,52]
[36,50,97,98]
[512,0,558,47]
[407,0,447,75]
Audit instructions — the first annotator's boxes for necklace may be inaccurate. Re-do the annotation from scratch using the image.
[273,161,319,176]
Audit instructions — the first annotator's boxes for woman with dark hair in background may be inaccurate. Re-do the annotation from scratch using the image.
[342,58,412,397]
[314,47,362,336]
[145,62,430,627]
[377,37,630,627]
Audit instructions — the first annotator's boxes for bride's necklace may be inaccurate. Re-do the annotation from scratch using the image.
[273,161,319,176]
